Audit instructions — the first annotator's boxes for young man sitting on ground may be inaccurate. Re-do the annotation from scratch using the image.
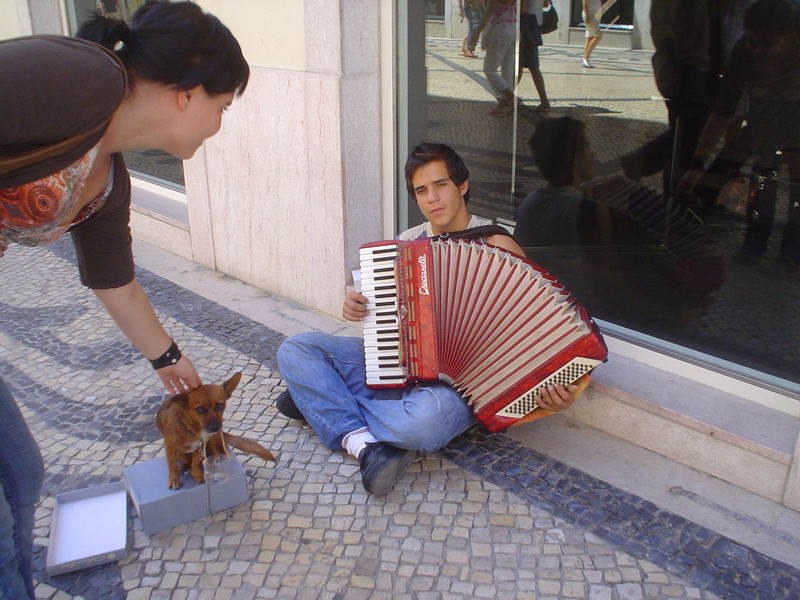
[275,143,579,496]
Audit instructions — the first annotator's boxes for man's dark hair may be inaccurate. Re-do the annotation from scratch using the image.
[404,142,471,204]
[529,117,588,186]
[743,0,800,36]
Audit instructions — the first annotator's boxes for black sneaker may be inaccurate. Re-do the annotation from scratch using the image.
[359,442,416,496]
[275,390,306,421]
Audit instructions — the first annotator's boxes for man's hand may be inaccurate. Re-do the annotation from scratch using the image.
[537,383,578,412]
[156,355,202,395]
[343,291,369,322]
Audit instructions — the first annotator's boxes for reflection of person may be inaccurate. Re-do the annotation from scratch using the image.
[518,0,551,111]
[0,3,248,597]
[276,143,578,497]
[459,0,485,58]
[517,118,725,325]
[476,0,519,116]
[620,0,720,198]
[678,0,800,270]
[515,117,609,247]
[692,0,757,210]
[581,0,604,68]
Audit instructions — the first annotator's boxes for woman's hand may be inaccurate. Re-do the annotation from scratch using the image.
[537,383,578,412]
[156,355,201,395]
[343,290,369,322]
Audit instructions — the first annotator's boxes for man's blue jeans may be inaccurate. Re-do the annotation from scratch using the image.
[0,378,44,600]
[276,333,476,452]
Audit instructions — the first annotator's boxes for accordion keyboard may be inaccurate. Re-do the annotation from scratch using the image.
[359,243,408,386]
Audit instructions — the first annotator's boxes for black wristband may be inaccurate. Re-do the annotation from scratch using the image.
[149,340,181,370]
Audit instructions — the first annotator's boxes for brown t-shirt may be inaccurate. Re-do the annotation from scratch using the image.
[0,35,133,289]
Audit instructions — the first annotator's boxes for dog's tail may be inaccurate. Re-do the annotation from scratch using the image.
[224,433,277,462]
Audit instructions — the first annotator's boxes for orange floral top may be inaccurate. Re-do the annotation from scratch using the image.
[0,143,112,247]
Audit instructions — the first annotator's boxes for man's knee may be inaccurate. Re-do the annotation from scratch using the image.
[391,387,474,451]
[277,332,326,369]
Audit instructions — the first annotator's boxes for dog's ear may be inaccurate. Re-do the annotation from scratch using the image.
[169,393,189,409]
[222,371,242,398]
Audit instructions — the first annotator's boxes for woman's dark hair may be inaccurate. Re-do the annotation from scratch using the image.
[529,117,588,187]
[743,0,800,36]
[77,0,249,96]
[404,142,471,204]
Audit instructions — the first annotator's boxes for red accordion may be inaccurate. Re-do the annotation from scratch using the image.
[359,237,608,432]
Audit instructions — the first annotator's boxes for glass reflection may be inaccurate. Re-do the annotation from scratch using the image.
[401,0,799,390]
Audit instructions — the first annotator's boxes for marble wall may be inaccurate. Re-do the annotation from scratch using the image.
[182,0,386,317]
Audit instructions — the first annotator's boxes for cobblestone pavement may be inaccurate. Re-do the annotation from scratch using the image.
[3,239,800,600]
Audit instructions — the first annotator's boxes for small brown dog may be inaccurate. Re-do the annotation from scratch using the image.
[156,371,276,489]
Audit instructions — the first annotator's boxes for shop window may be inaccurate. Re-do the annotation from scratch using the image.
[426,0,446,21]
[396,0,800,394]
[64,0,185,188]
[571,0,635,29]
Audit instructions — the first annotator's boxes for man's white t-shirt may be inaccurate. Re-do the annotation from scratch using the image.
[397,215,493,241]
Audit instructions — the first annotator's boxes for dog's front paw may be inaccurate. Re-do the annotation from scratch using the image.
[168,477,183,490]
[191,467,205,484]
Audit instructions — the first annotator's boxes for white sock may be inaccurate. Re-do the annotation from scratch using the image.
[342,427,378,460]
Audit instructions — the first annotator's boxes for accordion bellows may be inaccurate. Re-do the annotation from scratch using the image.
[360,237,608,432]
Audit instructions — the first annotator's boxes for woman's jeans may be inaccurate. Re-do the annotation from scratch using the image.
[0,378,44,600]
[482,22,517,97]
[464,4,483,51]
[276,333,476,453]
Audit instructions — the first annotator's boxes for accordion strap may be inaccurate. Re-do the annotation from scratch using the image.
[435,224,519,244]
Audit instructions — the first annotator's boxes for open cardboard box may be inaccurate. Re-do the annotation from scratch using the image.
[46,481,128,576]
[124,455,249,536]
[45,455,249,574]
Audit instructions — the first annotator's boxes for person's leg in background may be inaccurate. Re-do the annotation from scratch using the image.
[483,22,516,115]
[518,43,550,111]
[463,3,483,57]
[737,99,794,264]
[779,150,800,269]
[738,160,779,262]
[663,99,712,201]
[581,9,602,69]
[582,34,602,67]
[0,378,45,600]
[498,35,517,106]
